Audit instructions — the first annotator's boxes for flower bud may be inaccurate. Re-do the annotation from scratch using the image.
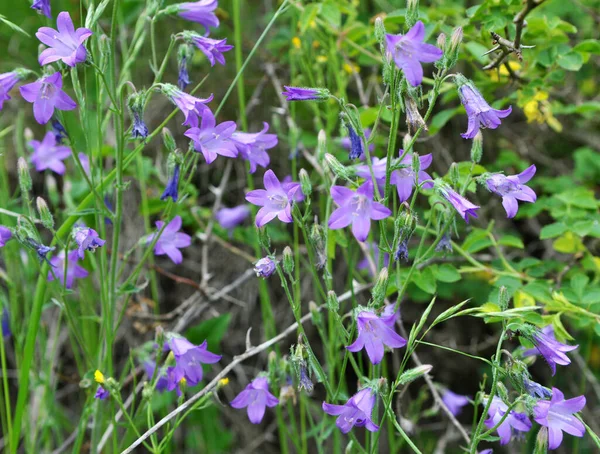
[310,222,327,269]
[324,153,350,180]
[411,152,421,175]
[436,33,447,52]
[372,267,389,306]
[36,197,54,229]
[397,365,433,385]
[309,301,322,326]
[299,169,312,197]
[317,129,327,162]
[254,257,276,278]
[283,246,294,275]
[402,133,412,152]
[155,325,165,349]
[162,128,177,153]
[24,128,33,142]
[534,426,548,454]
[327,290,339,313]
[404,97,427,133]
[446,27,463,69]
[470,131,483,163]
[449,162,460,187]
[406,0,419,28]
[142,382,153,399]
[258,226,271,250]
[498,286,509,311]
[99,34,111,59]
[374,17,386,46]
[127,92,149,139]
[18,157,32,194]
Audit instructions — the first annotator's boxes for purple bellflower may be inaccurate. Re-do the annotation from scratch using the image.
[342,128,374,154]
[456,75,512,139]
[533,387,586,450]
[346,123,365,160]
[390,152,434,202]
[37,12,92,67]
[441,390,470,416]
[394,237,410,262]
[254,257,276,278]
[147,216,192,264]
[435,233,453,254]
[166,337,221,387]
[245,170,300,227]
[187,33,233,66]
[160,164,181,202]
[215,205,251,230]
[184,108,238,164]
[95,387,110,400]
[52,119,68,144]
[328,181,391,242]
[73,227,105,259]
[29,131,71,175]
[523,325,577,376]
[523,378,552,399]
[232,123,278,174]
[385,21,443,86]
[178,54,191,90]
[0,72,22,110]
[0,226,12,248]
[485,165,536,218]
[347,310,406,364]
[231,377,279,424]
[322,387,380,434]
[161,83,213,127]
[32,0,52,18]
[436,183,479,222]
[178,0,220,32]
[484,396,532,445]
[47,249,89,289]
[20,73,76,125]
[282,86,329,101]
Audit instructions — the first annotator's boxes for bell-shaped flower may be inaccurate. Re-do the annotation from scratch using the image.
[347,310,406,364]
[245,170,301,227]
[533,387,585,450]
[322,387,380,434]
[185,108,238,164]
[147,215,192,264]
[37,12,92,67]
[20,73,77,125]
[485,165,536,218]
[484,396,532,445]
[230,377,279,424]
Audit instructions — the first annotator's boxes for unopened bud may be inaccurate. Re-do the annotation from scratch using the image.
[162,128,177,153]
[498,286,509,311]
[36,197,54,229]
[534,426,548,454]
[24,128,33,142]
[397,365,433,385]
[309,301,322,326]
[449,163,460,187]
[142,382,153,399]
[258,226,271,250]
[446,27,463,69]
[268,351,277,364]
[372,267,389,306]
[155,326,165,348]
[18,157,32,194]
[327,291,339,312]
[324,153,350,180]
[299,169,312,197]
[406,0,419,28]
[374,17,386,45]
[411,152,421,175]
[310,221,327,269]
[402,133,412,151]
[470,131,483,163]
[283,246,294,275]
[436,33,447,52]
[317,130,327,161]
[99,34,111,58]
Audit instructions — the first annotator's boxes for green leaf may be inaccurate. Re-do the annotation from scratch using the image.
[557,51,584,71]
[540,222,568,239]
[319,1,341,29]
[412,268,437,294]
[573,40,600,54]
[552,314,575,341]
[499,235,524,249]
[428,108,460,135]
[299,4,320,33]
[185,314,231,352]
[435,264,461,283]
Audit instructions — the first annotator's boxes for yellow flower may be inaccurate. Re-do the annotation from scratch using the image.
[343,62,360,74]
[180,377,187,386]
[487,61,521,81]
[316,55,328,64]
[522,91,562,132]
[312,41,320,49]
[291,37,301,49]
[218,377,229,387]
[94,370,105,385]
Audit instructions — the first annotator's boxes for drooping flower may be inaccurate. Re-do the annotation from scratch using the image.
[215,205,251,231]
[31,0,52,18]
[328,181,392,242]
[385,21,443,86]
[165,336,221,387]
[160,164,181,202]
[147,215,192,265]
[47,249,89,289]
[282,86,329,101]
[322,387,380,434]
[0,226,12,248]
[485,165,536,218]
[73,227,105,259]
[522,325,577,376]
[1,308,10,339]
[178,53,191,90]
[342,128,374,154]
[160,83,213,127]
[533,387,585,450]
[25,238,55,262]
[436,183,479,223]
[484,396,532,445]
[394,238,410,262]
[245,170,301,227]
[177,0,220,32]
[186,33,233,67]
[254,257,276,278]
[232,122,278,174]
[36,12,92,67]
[390,152,434,202]
[230,377,280,424]
[523,377,552,399]
[52,119,68,144]
[345,123,365,160]
[347,310,406,364]
[435,233,453,254]
[20,73,76,125]
[0,72,22,110]
[29,131,72,175]
[455,75,512,139]
[184,108,238,164]
[441,390,470,416]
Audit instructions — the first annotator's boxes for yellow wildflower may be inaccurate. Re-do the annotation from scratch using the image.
[291,37,301,49]
[94,370,105,385]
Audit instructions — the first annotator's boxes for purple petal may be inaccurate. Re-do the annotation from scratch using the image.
[502,196,519,218]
